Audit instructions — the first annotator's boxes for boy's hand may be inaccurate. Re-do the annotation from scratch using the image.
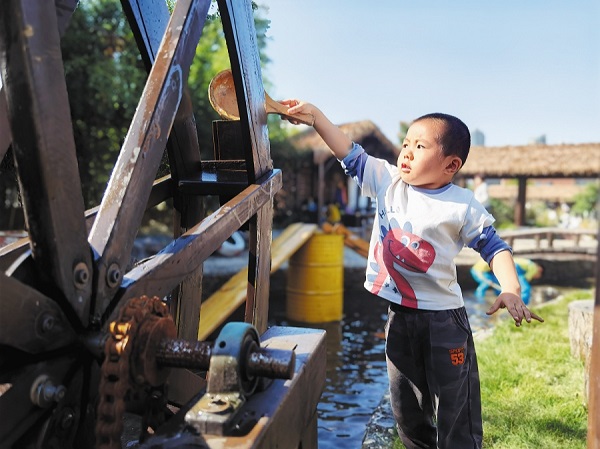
[486,292,544,327]
[280,99,318,126]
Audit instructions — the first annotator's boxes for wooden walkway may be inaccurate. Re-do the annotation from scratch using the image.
[198,223,318,340]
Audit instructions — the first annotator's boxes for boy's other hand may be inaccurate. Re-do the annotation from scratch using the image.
[486,292,544,327]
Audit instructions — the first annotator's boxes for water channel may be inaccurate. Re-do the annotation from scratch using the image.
[267,268,570,449]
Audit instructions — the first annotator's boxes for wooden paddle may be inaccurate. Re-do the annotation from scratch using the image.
[208,69,315,126]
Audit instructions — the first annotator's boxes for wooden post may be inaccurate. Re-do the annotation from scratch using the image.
[318,160,325,224]
[218,0,276,334]
[587,236,600,449]
[514,177,527,226]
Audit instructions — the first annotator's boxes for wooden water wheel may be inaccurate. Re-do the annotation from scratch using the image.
[0,1,325,448]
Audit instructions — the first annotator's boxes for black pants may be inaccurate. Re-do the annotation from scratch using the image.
[385,303,483,449]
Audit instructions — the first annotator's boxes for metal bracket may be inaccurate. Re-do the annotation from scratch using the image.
[184,322,260,435]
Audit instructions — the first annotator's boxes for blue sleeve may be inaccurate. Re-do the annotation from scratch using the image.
[468,225,512,264]
[340,142,368,186]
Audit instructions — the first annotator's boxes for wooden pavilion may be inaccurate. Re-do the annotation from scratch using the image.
[458,143,600,225]
[290,120,398,222]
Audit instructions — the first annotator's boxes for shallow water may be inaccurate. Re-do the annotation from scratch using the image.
[269,277,557,449]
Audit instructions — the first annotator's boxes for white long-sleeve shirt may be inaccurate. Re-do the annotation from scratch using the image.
[341,143,510,310]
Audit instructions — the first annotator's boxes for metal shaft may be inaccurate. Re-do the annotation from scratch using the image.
[155,339,295,380]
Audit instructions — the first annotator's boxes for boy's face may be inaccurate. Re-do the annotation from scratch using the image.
[398,119,462,189]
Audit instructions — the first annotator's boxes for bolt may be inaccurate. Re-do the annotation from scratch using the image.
[73,262,89,289]
[90,314,102,329]
[60,409,75,430]
[106,263,121,288]
[30,375,67,408]
[41,314,55,333]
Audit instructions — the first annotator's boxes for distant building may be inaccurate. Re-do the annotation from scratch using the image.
[530,134,547,144]
[472,129,485,146]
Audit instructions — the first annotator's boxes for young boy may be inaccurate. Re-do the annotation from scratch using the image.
[283,100,544,449]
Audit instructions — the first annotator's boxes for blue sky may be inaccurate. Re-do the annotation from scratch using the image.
[258,1,600,147]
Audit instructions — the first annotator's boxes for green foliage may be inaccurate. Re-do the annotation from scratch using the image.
[61,0,275,209]
[398,121,410,145]
[62,0,146,207]
[393,291,591,448]
[489,198,516,229]
[571,181,599,216]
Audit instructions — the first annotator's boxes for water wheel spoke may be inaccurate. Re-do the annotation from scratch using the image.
[88,0,211,317]
[0,0,93,325]
[0,273,76,353]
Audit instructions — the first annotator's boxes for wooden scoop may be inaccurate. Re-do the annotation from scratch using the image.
[208,69,315,126]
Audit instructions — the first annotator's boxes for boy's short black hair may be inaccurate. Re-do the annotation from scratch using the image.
[413,113,471,165]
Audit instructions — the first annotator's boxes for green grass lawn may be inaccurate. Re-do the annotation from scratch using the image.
[392,290,592,449]
[477,290,590,448]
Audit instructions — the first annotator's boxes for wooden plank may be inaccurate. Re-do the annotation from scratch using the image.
[587,239,600,449]
[321,222,370,259]
[245,202,273,334]
[198,223,317,340]
[0,0,93,324]
[0,272,76,353]
[271,223,319,270]
[0,176,172,272]
[218,0,272,180]
[0,0,79,161]
[89,0,210,314]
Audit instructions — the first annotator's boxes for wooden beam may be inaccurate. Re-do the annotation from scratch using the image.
[245,202,273,334]
[0,0,93,324]
[89,0,210,315]
[514,177,527,226]
[108,170,282,323]
[587,236,600,449]
[0,0,79,162]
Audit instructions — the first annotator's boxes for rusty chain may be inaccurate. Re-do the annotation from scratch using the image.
[95,295,172,449]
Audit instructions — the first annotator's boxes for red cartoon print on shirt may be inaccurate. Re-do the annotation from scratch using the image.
[368,220,435,308]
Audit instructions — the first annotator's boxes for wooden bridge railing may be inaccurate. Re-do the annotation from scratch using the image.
[499,227,598,255]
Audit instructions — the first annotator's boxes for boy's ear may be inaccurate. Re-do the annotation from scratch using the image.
[444,156,463,174]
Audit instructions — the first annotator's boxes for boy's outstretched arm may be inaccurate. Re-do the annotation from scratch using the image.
[282,100,353,160]
[486,250,544,326]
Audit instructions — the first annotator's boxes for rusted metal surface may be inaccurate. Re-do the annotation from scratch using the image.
[137,326,327,449]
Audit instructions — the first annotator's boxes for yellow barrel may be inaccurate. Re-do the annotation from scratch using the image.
[286,233,344,322]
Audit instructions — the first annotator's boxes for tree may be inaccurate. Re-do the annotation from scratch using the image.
[2,0,293,229]
[571,181,599,217]
[61,0,274,205]
[61,0,147,207]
